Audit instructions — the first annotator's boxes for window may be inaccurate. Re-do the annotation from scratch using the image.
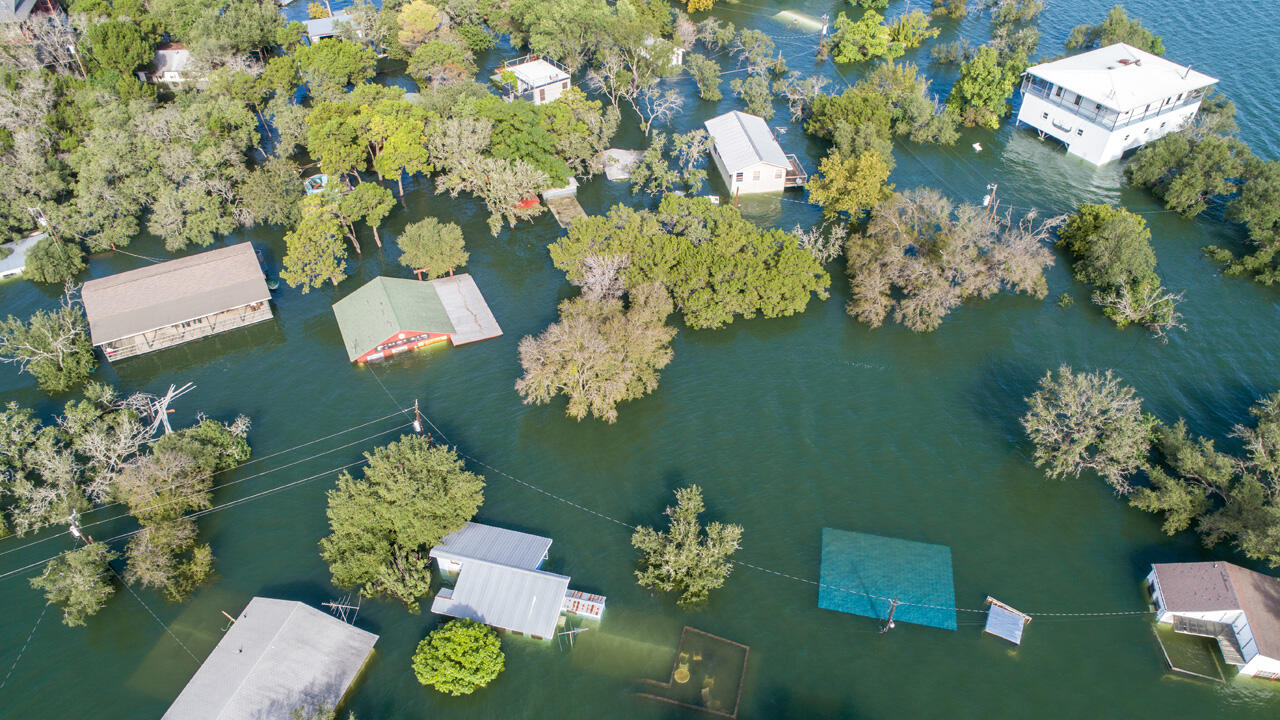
[561,81,568,90]
[539,88,546,102]
[735,172,743,181]
[1094,103,1101,110]
[1054,86,1063,97]
[752,170,760,181]
[1073,95,1081,106]
[1124,134,1130,141]
[1160,122,1167,128]
[1175,93,1183,103]
[774,169,783,179]
[1041,112,1048,119]
[1076,129,1084,136]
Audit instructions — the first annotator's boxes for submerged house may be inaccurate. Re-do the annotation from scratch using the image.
[0,232,45,280]
[82,242,272,361]
[138,42,195,84]
[331,274,501,363]
[1016,43,1217,165]
[704,110,806,195]
[163,597,378,720]
[492,55,570,105]
[429,522,605,640]
[1147,562,1280,679]
[302,11,353,42]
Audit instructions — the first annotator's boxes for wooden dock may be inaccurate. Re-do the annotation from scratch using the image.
[545,195,586,228]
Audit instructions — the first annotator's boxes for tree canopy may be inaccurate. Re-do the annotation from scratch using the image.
[397,217,468,278]
[411,619,505,695]
[30,543,117,627]
[1066,5,1164,55]
[0,287,96,394]
[632,485,743,608]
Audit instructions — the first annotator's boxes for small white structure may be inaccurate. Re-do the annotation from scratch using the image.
[303,11,353,42]
[139,43,194,84]
[0,232,45,280]
[1016,43,1217,165]
[642,35,683,67]
[430,522,605,639]
[492,55,570,105]
[704,110,805,196]
[1147,562,1280,680]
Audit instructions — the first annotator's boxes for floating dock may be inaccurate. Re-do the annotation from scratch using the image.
[983,597,1032,645]
[545,195,586,228]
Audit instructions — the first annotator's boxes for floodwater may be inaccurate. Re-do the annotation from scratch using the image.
[4,1,1280,718]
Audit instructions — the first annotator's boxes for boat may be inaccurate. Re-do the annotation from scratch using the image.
[303,174,329,195]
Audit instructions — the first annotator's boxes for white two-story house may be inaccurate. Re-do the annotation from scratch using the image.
[1016,43,1217,165]
[1147,561,1280,680]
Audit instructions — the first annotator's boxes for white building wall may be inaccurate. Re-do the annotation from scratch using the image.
[1016,93,1203,165]
[711,151,786,195]
[527,79,570,105]
[1241,653,1280,679]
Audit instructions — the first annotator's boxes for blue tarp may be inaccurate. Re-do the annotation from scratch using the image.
[817,528,958,631]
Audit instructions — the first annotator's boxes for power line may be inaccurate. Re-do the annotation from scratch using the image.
[105,561,199,663]
[0,603,47,694]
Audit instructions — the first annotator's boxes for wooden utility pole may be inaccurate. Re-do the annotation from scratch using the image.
[413,399,425,436]
[880,598,900,634]
[818,13,829,57]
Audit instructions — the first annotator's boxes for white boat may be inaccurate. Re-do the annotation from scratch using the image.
[303,174,329,194]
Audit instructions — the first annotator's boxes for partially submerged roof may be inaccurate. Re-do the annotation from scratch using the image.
[500,58,569,88]
[431,558,570,638]
[984,598,1031,645]
[331,276,454,361]
[1153,562,1280,657]
[817,528,957,631]
[162,597,378,720]
[1025,43,1217,112]
[303,11,351,39]
[429,273,502,345]
[82,242,270,346]
[432,522,552,570]
[0,232,45,278]
[704,110,790,174]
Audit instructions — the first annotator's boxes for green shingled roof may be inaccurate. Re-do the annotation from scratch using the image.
[331,277,455,361]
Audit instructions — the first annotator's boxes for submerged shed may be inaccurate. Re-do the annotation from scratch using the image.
[82,242,272,361]
[162,597,378,720]
[983,597,1032,645]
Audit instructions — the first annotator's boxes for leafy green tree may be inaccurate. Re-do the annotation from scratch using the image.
[22,236,86,285]
[829,11,901,64]
[0,288,96,394]
[397,0,442,51]
[320,437,484,612]
[281,196,350,292]
[807,62,957,151]
[537,88,620,177]
[728,75,775,120]
[84,21,156,76]
[455,24,495,53]
[476,96,572,187]
[236,157,305,228]
[338,182,396,248]
[296,41,378,101]
[627,133,680,196]
[1126,133,1248,218]
[947,45,1026,129]
[509,0,613,72]
[886,9,939,49]
[407,37,477,87]
[931,0,968,20]
[1021,365,1151,493]
[632,485,743,608]
[1066,5,1164,55]
[806,149,893,220]
[30,544,117,627]
[853,0,890,9]
[397,217,468,277]
[686,52,722,101]
[516,283,676,423]
[412,619,504,695]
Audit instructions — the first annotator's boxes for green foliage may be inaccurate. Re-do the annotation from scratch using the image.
[320,436,484,612]
[686,52,722,102]
[281,195,350,292]
[1021,365,1152,492]
[22,236,85,285]
[237,157,305,228]
[886,10,940,49]
[30,544,117,627]
[397,0,443,51]
[1126,132,1248,218]
[852,0,889,9]
[295,41,378,100]
[152,418,252,476]
[475,96,572,187]
[0,291,96,394]
[1211,158,1280,284]
[84,21,156,76]
[947,45,1026,129]
[1066,5,1164,55]
[1058,204,1158,289]
[806,62,958,154]
[516,284,676,423]
[805,148,894,221]
[829,11,901,64]
[632,485,743,608]
[728,74,774,120]
[407,36,477,87]
[412,619,505,695]
[549,196,829,330]
[339,182,396,247]
[397,217,468,277]
[931,0,968,20]
[455,24,495,53]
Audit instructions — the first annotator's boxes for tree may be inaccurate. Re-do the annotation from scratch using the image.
[397,0,442,51]
[947,45,1025,129]
[806,62,957,151]
[296,41,377,100]
[1066,5,1164,55]
[829,11,900,64]
[29,544,117,627]
[0,286,96,394]
[886,9,939,49]
[338,182,396,248]
[806,149,893,220]
[728,75,774,120]
[281,196,350,292]
[1021,365,1151,493]
[516,283,676,423]
[22,236,85,285]
[1126,132,1248,218]
[686,52,722,101]
[407,37,476,88]
[84,20,156,76]
[632,485,742,608]
[411,619,504,696]
[319,437,484,612]
[237,157,305,228]
[931,0,968,20]
[397,217,468,278]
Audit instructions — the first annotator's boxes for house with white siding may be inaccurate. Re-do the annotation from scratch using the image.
[704,110,805,196]
[492,55,570,105]
[1146,561,1280,680]
[1016,43,1217,165]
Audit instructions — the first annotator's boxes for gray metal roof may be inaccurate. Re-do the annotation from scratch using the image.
[431,558,570,638]
[82,242,270,345]
[303,12,351,40]
[0,232,45,279]
[704,110,789,174]
[162,597,378,720]
[430,274,503,345]
[152,45,191,76]
[0,0,36,22]
[432,522,552,570]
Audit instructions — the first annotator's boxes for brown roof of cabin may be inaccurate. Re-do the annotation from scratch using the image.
[82,243,270,345]
[1153,561,1280,657]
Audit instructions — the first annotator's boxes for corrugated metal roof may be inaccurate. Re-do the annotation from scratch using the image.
[1025,43,1217,112]
[431,559,570,638]
[704,111,789,174]
[82,242,270,345]
[431,522,551,570]
[331,276,455,362]
[303,12,351,39]
[430,274,502,345]
[162,597,378,720]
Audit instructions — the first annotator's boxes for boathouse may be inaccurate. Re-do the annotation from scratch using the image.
[331,274,501,363]
[1147,562,1280,680]
[704,110,805,195]
[429,522,605,640]
[492,55,570,105]
[1016,43,1217,165]
[162,597,378,720]
[82,242,272,361]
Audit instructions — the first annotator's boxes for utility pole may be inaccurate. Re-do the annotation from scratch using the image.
[413,399,423,434]
[67,43,86,79]
[818,14,829,57]
[880,598,899,634]
[983,183,999,220]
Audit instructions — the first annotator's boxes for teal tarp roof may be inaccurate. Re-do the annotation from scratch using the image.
[817,528,957,631]
[331,277,454,361]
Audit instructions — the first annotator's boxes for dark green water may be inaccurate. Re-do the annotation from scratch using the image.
[4,2,1280,718]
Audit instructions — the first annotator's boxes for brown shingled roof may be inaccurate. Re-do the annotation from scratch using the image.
[82,243,269,346]
[1227,563,1280,657]
[1153,561,1280,658]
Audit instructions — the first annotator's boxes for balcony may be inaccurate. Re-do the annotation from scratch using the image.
[1023,80,1202,132]
[784,154,807,188]
[1171,615,1245,666]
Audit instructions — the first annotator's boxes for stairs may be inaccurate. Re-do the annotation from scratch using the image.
[1172,616,1246,665]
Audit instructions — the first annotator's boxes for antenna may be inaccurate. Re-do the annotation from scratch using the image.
[323,595,362,624]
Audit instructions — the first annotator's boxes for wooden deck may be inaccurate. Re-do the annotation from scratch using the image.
[429,274,502,345]
[545,195,587,228]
